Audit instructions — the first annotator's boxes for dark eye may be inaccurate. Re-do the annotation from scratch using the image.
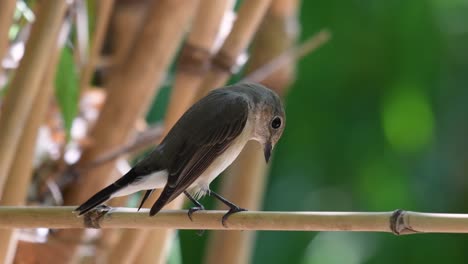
[271,116,282,129]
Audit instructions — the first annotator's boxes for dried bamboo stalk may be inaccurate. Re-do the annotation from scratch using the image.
[0,19,70,264]
[195,0,273,99]
[91,2,154,261]
[79,0,115,96]
[0,0,16,67]
[0,207,466,235]
[205,1,299,263]
[0,0,68,196]
[105,0,147,75]
[127,1,234,263]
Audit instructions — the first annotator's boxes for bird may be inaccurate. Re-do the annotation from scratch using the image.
[75,82,285,226]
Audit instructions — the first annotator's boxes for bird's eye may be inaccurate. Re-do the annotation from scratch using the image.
[271,116,282,129]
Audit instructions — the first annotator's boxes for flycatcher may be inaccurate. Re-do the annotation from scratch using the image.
[75,82,285,225]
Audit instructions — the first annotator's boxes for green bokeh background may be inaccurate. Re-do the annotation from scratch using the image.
[170,1,468,263]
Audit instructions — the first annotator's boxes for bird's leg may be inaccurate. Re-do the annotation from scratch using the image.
[208,190,246,227]
[138,189,154,211]
[184,191,205,221]
[184,191,206,236]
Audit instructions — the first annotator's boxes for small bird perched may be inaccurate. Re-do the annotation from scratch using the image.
[75,82,285,225]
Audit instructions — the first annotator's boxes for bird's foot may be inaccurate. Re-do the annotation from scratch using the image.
[222,207,246,228]
[187,206,204,221]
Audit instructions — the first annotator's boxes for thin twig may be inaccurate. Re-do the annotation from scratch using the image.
[80,123,164,172]
[0,207,467,234]
[242,29,331,83]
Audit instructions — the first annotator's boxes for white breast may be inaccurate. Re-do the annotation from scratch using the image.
[189,118,254,198]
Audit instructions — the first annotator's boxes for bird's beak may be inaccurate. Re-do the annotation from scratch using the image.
[264,141,272,163]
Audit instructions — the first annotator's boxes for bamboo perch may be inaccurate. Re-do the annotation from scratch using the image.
[0,207,466,235]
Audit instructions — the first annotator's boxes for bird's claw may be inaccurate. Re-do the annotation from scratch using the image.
[187,206,204,221]
[221,207,246,227]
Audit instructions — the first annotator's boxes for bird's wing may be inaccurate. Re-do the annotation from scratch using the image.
[149,92,249,215]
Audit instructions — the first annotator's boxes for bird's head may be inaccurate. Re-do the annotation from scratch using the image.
[242,83,286,163]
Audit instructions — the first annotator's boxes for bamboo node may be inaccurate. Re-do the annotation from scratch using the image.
[390,209,417,235]
[83,205,112,229]
[177,43,212,75]
[211,50,244,74]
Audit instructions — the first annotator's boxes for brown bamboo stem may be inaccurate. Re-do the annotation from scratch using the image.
[195,0,273,99]
[205,2,298,263]
[91,2,154,261]
[163,0,234,129]
[0,0,16,66]
[79,0,115,96]
[0,20,70,264]
[0,1,68,196]
[104,1,147,75]
[243,29,331,86]
[0,207,466,235]
[126,1,232,263]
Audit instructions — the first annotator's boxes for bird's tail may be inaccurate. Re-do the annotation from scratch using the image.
[74,183,123,216]
[149,185,176,216]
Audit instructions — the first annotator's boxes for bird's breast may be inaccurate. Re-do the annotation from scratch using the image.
[192,118,254,193]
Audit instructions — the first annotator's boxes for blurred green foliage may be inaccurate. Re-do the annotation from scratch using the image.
[55,47,78,141]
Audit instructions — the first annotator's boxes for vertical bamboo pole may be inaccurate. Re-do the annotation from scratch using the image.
[0,1,68,195]
[0,20,68,264]
[109,1,229,263]
[93,2,152,260]
[79,0,114,96]
[14,1,197,263]
[204,1,299,263]
[195,0,273,99]
[0,0,16,66]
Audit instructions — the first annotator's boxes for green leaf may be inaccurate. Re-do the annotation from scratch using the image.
[55,47,78,141]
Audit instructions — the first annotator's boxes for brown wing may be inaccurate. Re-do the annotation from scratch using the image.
[149,90,249,215]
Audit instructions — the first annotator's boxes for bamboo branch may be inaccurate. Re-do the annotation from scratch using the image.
[242,29,331,84]
[0,207,466,234]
